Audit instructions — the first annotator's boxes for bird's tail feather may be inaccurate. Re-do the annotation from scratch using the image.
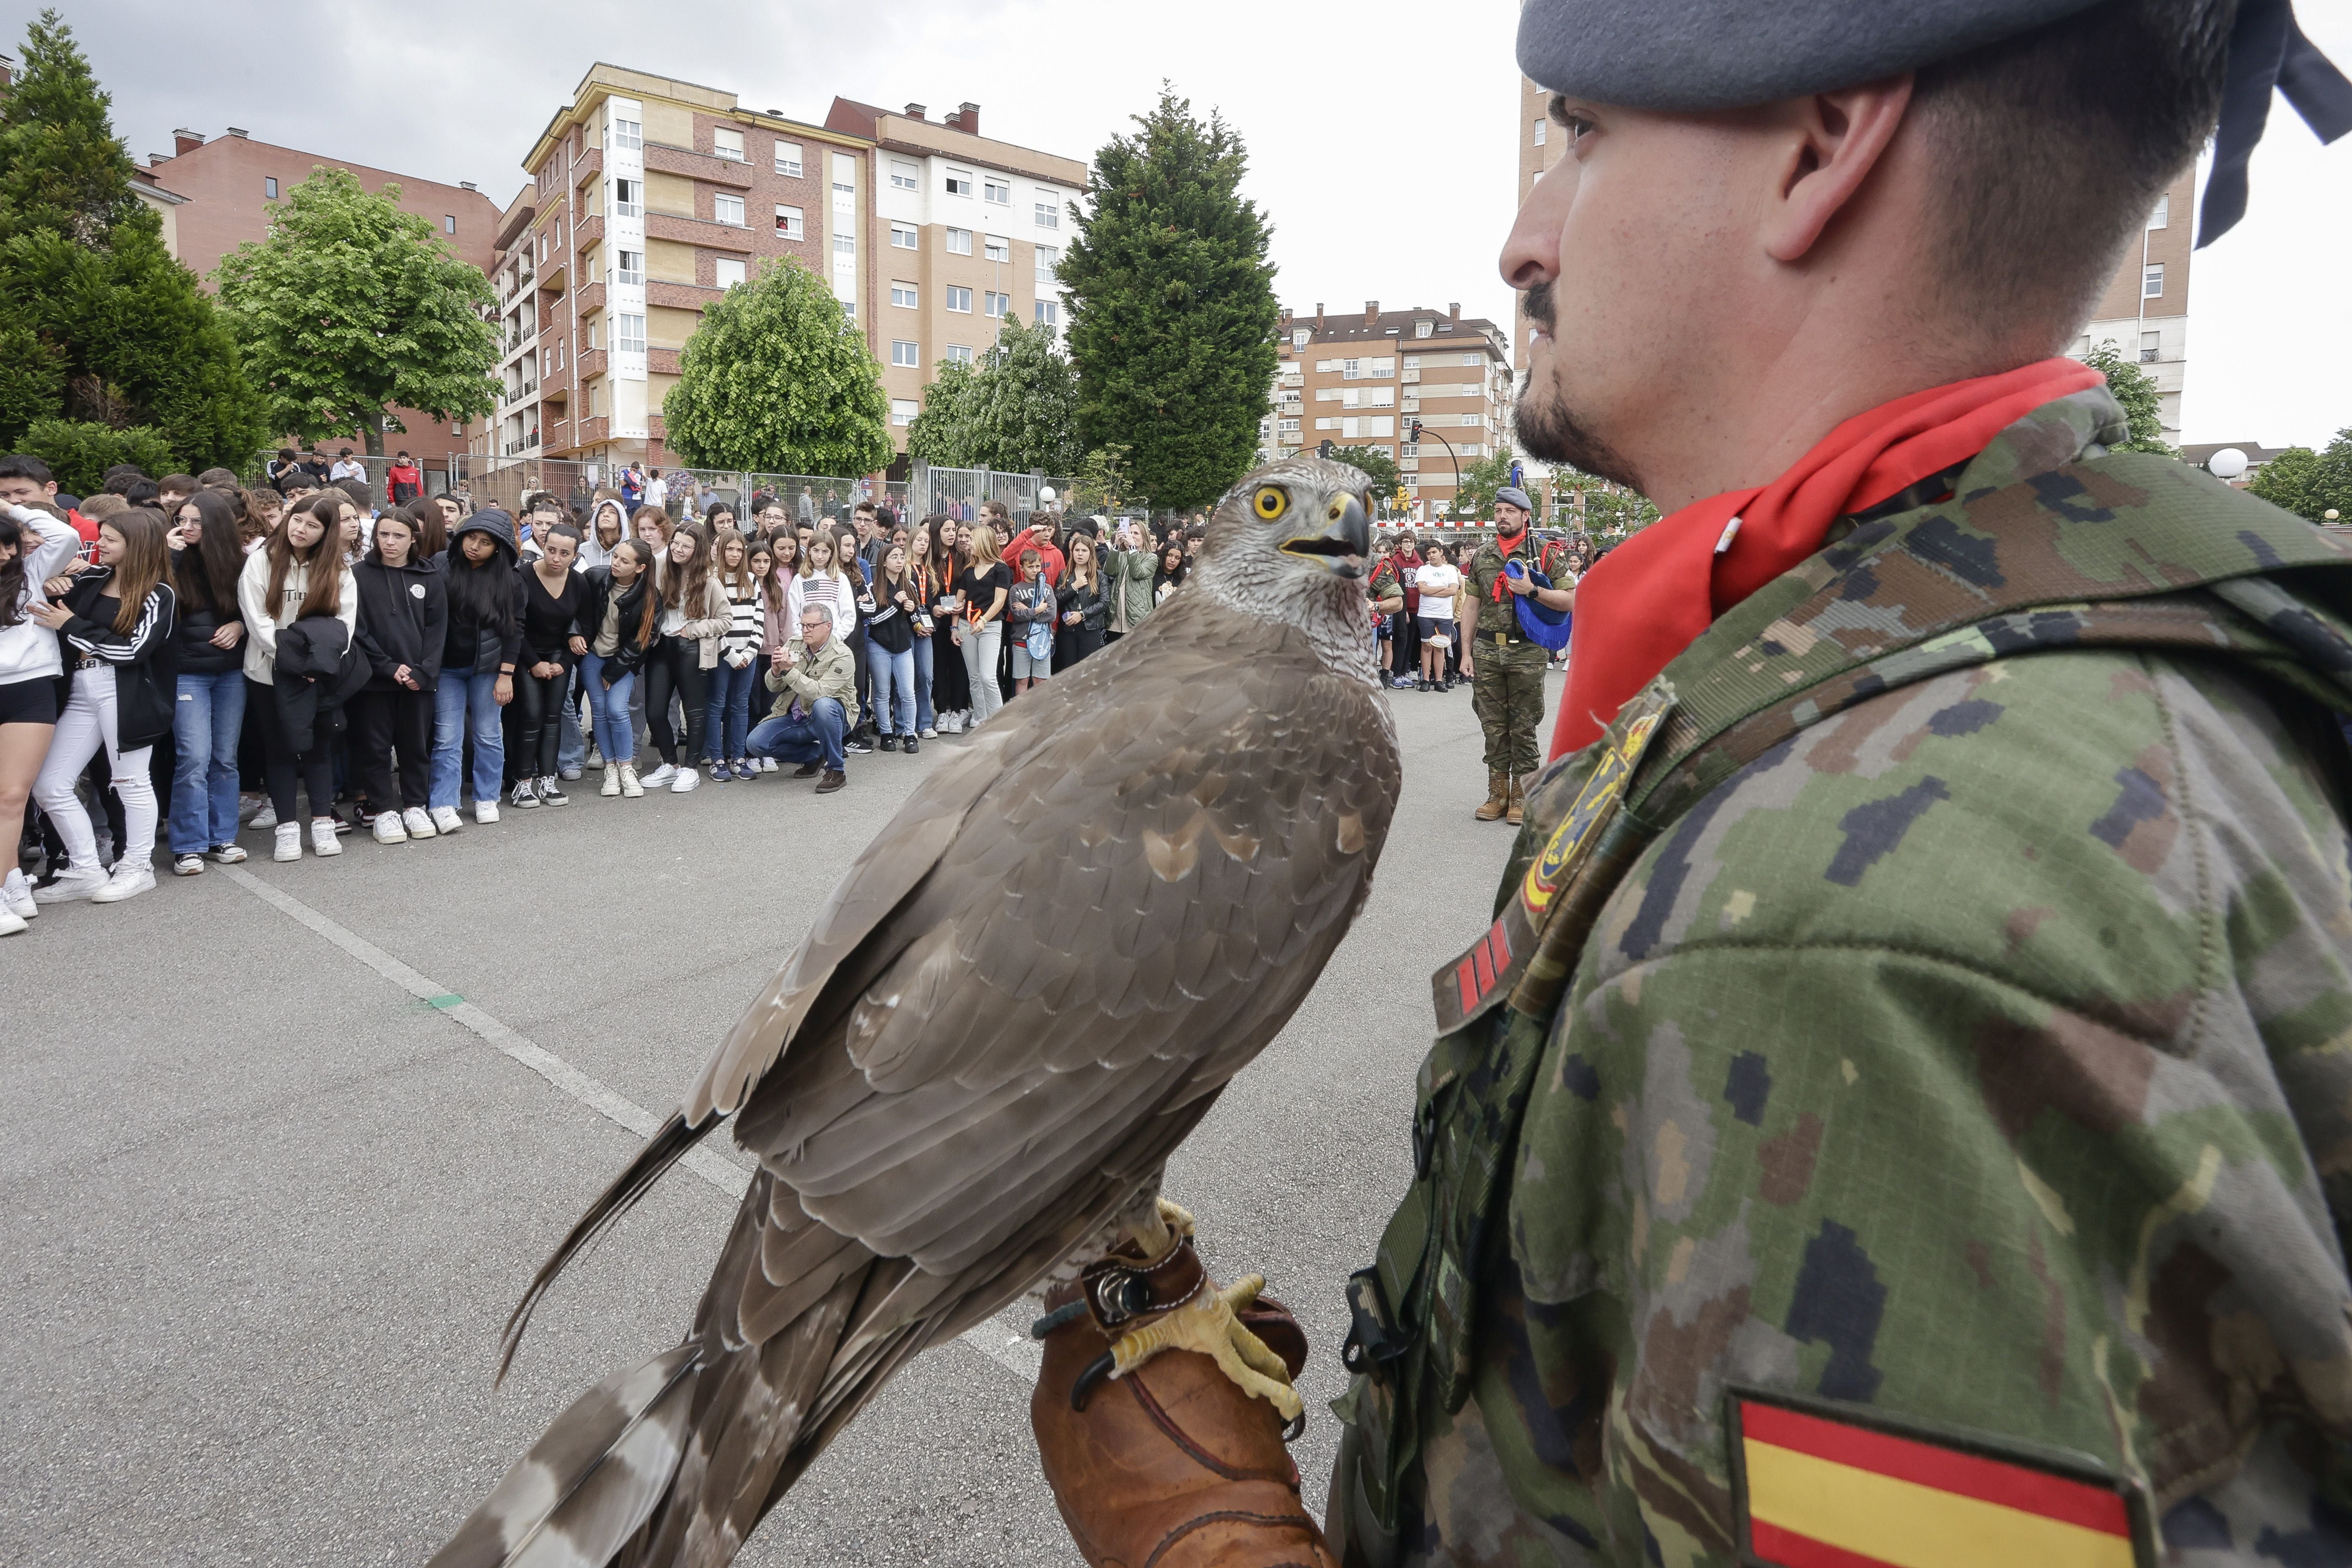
[428,1344,701,1568]
[502,1113,719,1380]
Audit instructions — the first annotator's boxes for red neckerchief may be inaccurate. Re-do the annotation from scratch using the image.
[1550,357,2102,759]
[1489,529,1531,601]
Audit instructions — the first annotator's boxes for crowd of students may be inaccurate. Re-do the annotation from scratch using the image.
[0,452,1206,936]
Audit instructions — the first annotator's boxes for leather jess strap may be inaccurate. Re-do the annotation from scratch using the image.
[1082,1237,1208,1330]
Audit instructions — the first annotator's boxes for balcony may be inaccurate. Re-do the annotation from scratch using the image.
[648,347,683,377]
[573,147,602,182]
[646,143,754,189]
[574,213,604,249]
[539,257,568,295]
[573,414,610,447]
[647,279,722,309]
[576,348,607,382]
[575,281,606,318]
[647,211,755,249]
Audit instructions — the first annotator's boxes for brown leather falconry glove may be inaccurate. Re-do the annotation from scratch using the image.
[1029,1234,1338,1568]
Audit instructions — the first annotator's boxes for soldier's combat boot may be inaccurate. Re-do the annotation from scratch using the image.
[1506,774,1527,826]
[1476,769,1510,821]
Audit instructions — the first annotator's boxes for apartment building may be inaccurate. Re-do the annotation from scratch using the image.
[488,64,870,469]
[824,98,1087,445]
[139,126,503,464]
[1265,301,1513,517]
[1516,77,2198,443]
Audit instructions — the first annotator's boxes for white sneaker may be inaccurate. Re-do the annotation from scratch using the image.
[919,726,937,739]
[0,906,23,936]
[758,756,778,773]
[538,775,570,807]
[619,765,644,798]
[600,763,621,797]
[373,811,409,845]
[431,806,464,836]
[90,860,156,903]
[404,807,437,840]
[510,779,540,809]
[310,818,342,856]
[3,867,35,919]
[207,843,247,865]
[274,823,302,862]
[671,766,701,793]
[249,804,278,831]
[173,854,206,876]
[34,864,108,902]
[475,799,500,825]
[640,762,677,789]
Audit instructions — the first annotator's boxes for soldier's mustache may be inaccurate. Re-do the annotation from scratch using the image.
[1522,282,1556,336]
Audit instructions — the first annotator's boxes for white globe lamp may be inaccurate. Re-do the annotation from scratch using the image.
[2206,447,2249,480]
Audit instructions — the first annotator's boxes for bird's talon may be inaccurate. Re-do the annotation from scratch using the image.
[1104,1277,1303,1423]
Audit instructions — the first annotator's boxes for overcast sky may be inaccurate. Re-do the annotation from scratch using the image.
[15,0,2351,450]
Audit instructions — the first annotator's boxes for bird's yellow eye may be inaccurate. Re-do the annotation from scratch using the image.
[1253,486,1288,521]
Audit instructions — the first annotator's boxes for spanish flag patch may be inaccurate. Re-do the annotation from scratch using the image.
[1727,1390,2153,1568]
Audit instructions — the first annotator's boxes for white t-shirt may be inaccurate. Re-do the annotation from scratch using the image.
[1415,563,1461,619]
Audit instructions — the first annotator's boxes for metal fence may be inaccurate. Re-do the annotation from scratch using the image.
[246,452,909,527]
[239,453,464,504]
[908,462,1079,526]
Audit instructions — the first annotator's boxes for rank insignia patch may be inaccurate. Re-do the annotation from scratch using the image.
[1727,1390,2153,1568]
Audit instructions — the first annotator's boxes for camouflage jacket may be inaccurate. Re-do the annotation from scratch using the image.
[1467,536,1544,640]
[1331,390,2352,1567]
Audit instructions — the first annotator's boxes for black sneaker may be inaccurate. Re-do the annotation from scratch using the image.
[537,775,569,807]
[902,736,919,755]
[879,734,898,752]
[793,761,823,778]
[845,736,874,754]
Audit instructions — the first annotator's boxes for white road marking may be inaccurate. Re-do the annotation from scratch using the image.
[220,864,1033,1383]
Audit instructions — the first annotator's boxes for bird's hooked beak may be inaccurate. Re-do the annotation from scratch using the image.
[1279,492,1371,579]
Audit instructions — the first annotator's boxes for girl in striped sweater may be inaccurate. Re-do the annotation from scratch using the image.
[703,532,764,782]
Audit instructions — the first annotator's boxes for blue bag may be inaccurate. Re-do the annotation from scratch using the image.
[1509,560,1573,651]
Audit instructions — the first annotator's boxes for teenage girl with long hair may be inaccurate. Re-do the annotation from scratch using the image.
[349,507,446,844]
[162,490,251,874]
[959,524,1011,728]
[580,538,657,797]
[921,516,971,734]
[902,519,937,739]
[27,508,176,904]
[239,493,356,862]
[510,524,588,810]
[641,524,727,793]
[1056,533,1109,671]
[703,530,763,781]
[862,541,922,753]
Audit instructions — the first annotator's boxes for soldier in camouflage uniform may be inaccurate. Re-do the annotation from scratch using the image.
[1467,488,1571,827]
[1027,0,2352,1565]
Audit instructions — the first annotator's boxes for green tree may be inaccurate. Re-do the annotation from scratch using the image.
[1066,443,1135,514]
[1061,87,1278,512]
[1443,444,1522,521]
[662,258,892,476]
[906,320,1081,473]
[2080,339,2177,457]
[2249,431,2352,523]
[1552,465,1663,539]
[24,416,175,493]
[1326,442,1398,496]
[0,11,264,470]
[214,165,496,456]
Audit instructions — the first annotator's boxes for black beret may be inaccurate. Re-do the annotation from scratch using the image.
[1514,0,2103,110]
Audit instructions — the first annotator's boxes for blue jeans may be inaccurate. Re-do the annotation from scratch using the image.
[579,654,636,766]
[911,635,936,731]
[168,669,245,854]
[557,685,586,773]
[430,666,505,809]
[747,697,846,773]
[704,658,759,761]
[865,642,916,735]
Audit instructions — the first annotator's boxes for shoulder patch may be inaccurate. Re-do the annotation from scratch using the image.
[1726,1388,2153,1568]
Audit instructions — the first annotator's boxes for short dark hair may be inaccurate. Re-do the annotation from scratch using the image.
[197,468,239,489]
[121,480,161,509]
[159,474,198,494]
[1912,0,2229,338]
[0,453,53,486]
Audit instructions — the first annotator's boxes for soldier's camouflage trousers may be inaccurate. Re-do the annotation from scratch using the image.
[1471,637,1550,775]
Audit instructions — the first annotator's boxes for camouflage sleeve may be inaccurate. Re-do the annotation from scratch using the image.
[1485,649,2352,1563]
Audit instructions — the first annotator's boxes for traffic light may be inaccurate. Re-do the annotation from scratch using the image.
[1409,420,1424,442]
[1317,439,1335,459]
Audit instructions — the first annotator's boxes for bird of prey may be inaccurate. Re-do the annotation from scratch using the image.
[432,456,1399,1568]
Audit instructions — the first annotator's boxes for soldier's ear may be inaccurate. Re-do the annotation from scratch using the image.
[1761,77,1914,264]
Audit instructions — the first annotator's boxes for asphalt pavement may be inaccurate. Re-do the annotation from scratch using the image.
[0,667,1557,1567]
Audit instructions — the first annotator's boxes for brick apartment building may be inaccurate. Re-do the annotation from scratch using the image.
[141,126,503,464]
[1513,77,2198,450]
[823,99,1085,440]
[1262,302,1513,518]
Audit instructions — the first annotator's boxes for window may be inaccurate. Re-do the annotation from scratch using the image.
[774,140,802,177]
[984,177,1011,205]
[1292,328,1310,349]
[1278,417,1299,434]
[614,178,640,218]
[2148,193,2169,230]
[617,313,646,355]
[892,340,920,368]
[946,168,973,197]
[444,214,456,234]
[775,205,804,240]
[715,256,746,288]
[612,115,642,150]
[892,398,919,426]
[891,159,918,190]
[2140,330,2160,364]
[1035,243,1060,282]
[891,281,918,308]
[616,249,644,285]
[714,193,745,227]
[2143,263,2165,299]
[552,337,564,371]
[1034,300,1058,326]
[833,234,856,263]
[1035,201,1059,229]
[946,285,972,313]
[890,222,917,249]
[1342,358,1361,380]
[833,152,856,193]
[985,290,1011,318]
[712,127,745,162]
[1371,358,1395,377]
[945,227,972,255]
[983,234,1010,263]
[1463,352,1482,365]
[264,176,278,199]
[944,344,974,364]
[1533,117,1546,146]
[1416,320,1433,338]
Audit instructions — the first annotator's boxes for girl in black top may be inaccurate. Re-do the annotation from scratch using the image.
[1055,535,1109,671]
[164,490,251,872]
[861,542,921,753]
[28,508,176,903]
[511,525,587,809]
[1153,542,1188,605]
[350,509,447,844]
